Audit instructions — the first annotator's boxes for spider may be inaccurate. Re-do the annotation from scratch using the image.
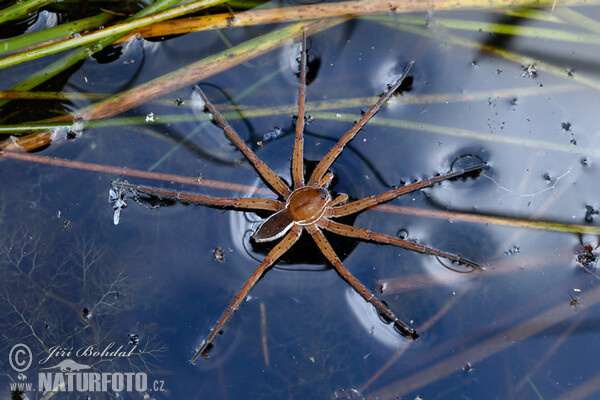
[113,31,485,363]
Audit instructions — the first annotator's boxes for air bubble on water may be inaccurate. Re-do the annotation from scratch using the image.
[397,229,409,239]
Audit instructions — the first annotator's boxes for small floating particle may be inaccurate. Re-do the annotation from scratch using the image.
[262,127,283,142]
[521,63,537,78]
[128,333,139,345]
[214,247,225,262]
[145,112,155,122]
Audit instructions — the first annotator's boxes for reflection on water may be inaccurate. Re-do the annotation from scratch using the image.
[2,2,600,399]
[345,289,411,350]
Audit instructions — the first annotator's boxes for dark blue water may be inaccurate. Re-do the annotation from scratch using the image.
[2,2,600,399]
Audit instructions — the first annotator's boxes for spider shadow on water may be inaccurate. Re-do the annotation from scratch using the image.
[111,30,487,363]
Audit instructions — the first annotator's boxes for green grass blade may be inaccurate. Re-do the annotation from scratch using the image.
[312,112,600,157]
[0,0,217,108]
[0,0,227,70]
[66,18,346,122]
[379,20,600,91]
[365,14,600,45]
[555,6,600,34]
[0,0,54,25]
[0,12,114,57]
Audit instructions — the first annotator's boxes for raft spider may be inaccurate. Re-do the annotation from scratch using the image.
[113,30,485,363]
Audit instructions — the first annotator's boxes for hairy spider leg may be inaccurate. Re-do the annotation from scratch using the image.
[308,61,414,186]
[317,172,334,188]
[329,163,487,218]
[191,225,303,363]
[292,29,307,189]
[194,86,291,198]
[306,224,418,339]
[112,181,283,212]
[320,219,480,270]
[329,194,349,207]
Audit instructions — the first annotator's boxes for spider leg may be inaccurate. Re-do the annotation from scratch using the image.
[329,193,349,207]
[320,219,481,270]
[305,224,418,339]
[191,225,302,362]
[195,86,291,198]
[317,172,334,188]
[329,163,486,218]
[308,61,414,186]
[113,181,283,212]
[292,29,307,189]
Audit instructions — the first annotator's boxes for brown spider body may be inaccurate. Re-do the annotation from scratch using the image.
[254,186,331,242]
[287,187,331,224]
[112,30,486,363]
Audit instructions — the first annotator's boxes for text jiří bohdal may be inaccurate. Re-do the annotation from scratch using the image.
[39,343,137,365]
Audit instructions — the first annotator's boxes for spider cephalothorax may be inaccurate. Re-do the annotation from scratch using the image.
[254,185,333,241]
[113,30,485,362]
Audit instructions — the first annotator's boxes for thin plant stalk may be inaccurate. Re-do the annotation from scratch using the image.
[365,14,600,44]
[1,150,598,236]
[54,18,346,122]
[554,6,600,34]
[0,80,578,106]
[117,0,600,42]
[0,150,272,195]
[366,284,600,399]
[312,112,600,157]
[0,84,587,157]
[375,203,600,235]
[385,21,600,91]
